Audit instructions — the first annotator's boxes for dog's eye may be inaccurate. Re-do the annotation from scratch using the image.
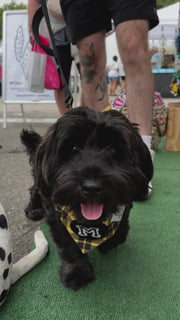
[104,146,115,155]
[110,147,116,154]
[72,145,80,155]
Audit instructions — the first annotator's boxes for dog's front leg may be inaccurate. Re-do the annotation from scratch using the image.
[60,254,94,291]
[25,185,45,221]
[58,244,95,290]
[48,218,94,290]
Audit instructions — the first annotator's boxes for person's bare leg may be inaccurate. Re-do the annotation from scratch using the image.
[116,20,154,197]
[112,80,118,95]
[121,80,126,91]
[54,89,69,116]
[116,20,154,136]
[109,81,114,96]
[110,81,115,96]
[77,31,109,111]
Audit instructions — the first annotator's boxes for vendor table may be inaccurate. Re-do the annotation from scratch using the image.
[153,69,175,98]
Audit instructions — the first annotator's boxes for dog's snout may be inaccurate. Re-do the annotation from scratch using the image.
[82,179,102,197]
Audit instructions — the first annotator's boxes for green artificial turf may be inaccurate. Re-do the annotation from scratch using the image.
[1,138,180,320]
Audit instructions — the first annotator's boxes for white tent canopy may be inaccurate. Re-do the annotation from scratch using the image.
[149,2,179,40]
[0,0,28,6]
[156,2,179,25]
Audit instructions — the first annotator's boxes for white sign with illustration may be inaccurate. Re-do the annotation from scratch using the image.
[3,10,55,103]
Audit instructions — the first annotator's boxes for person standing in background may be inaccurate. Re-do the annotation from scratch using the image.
[106,55,119,96]
[151,47,161,70]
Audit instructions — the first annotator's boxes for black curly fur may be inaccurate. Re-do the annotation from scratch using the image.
[20,107,153,290]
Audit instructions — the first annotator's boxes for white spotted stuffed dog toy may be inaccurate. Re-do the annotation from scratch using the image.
[0,203,48,306]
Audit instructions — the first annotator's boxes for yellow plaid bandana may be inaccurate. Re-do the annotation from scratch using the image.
[54,204,125,254]
[103,105,112,112]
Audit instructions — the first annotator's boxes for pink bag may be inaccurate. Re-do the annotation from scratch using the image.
[31,35,61,90]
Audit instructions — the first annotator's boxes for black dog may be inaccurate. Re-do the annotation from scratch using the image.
[20,107,153,290]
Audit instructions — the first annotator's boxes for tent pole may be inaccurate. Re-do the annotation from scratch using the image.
[175,0,180,71]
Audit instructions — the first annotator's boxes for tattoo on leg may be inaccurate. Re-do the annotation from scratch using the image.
[79,43,97,84]
[95,75,107,101]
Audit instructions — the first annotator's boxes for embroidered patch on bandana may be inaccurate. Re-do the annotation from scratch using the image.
[54,204,126,254]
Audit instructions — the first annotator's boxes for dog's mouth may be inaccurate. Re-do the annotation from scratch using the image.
[80,202,104,220]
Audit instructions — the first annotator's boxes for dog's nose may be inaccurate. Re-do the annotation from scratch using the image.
[82,180,102,197]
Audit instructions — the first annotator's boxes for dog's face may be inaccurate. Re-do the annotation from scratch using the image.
[21,107,153,223]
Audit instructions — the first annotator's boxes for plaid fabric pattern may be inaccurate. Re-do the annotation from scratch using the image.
[54,204,124,254]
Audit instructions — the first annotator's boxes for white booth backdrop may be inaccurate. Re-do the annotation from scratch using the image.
[3,10,55,103]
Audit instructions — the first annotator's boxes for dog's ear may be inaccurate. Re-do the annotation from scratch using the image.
[20,129,42,167]
[20,129,42,155]
[108,111,153,183]
[32,124,57,192]
[103,111,153,200]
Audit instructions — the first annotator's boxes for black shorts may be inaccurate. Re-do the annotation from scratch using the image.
[60,0,159,44]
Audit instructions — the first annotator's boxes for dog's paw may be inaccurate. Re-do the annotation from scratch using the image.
[60,259,94,290]
[24,207,45,221]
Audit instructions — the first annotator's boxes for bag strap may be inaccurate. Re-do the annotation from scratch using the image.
[32,1,73,109]
[32,7,53,56]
